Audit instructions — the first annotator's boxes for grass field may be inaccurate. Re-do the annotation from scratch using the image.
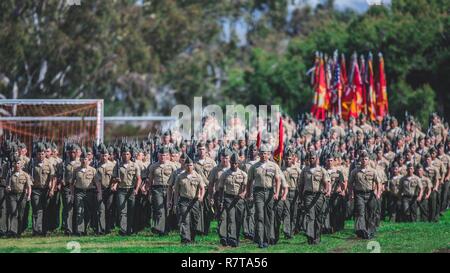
[1,211,449,253]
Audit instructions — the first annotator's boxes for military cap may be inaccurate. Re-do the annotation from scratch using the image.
[184,156,194,164]
[121,146,131,154]
[163,131,171,136]
[71,144,81,151]
[238,135,245,141]
[374,146,382,154]
[359,150,369,158]
[80,150,88,159]
[248,143,257,152]
[429,147,437,154]
[36,143,46,153]
[306,151,317,160]
[158,146,170,154]
[415,163,423,170]
[230,153,239,164]
[392,162,399,168]
[107,146,114,155]
[86,147,93,153]
[99,145,109,154]
[358,113,366,120]
[437,143,444,149]
[18,143,27,149]
[12,155,21,164]
[406,162,414,169]
[180,152,188,160]
[220,149,232,157]
[285,149,295,157]
[170,146,180,154]
[197,141,206,148]
[333,152,342,159]
[349,116,355,122]
[230,140,238,146]
[259,144,272,153]
[44,142,52,149]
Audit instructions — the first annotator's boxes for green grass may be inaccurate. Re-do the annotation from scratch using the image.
[1,211,449,253]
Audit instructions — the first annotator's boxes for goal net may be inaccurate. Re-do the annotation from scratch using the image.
[0,99,104,148]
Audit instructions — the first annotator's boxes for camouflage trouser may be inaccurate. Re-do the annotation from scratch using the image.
[330,193,345,233]
[0,186,7,236]
[218,194,244,246]
[6,191,27,236]
[320,194,332,234]
[151,186,168,234]
[400,196,418,222]
[303,192,325,244]
[47,191,61,231]
[418,197,429,222]
[354,191,377,239]
[178,197,200,243]
[274,189,297,240]
[116,188,135,235]
[441,181,450,211]
[345,194,354,220]
[61,186,74,234]
[97,188,115,234]
[74,188,97,234]
[31,188,50,235]
[253,187,274,246]
[242,198,255,238]
[386,193,401,222]
[429,190,440,222]
[200,191,213,235]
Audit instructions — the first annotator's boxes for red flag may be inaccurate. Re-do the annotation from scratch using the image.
[376,52,388,120]
[256,130,261,149]
[367,53,377,121]
[341,56,358,120]
[273,117,284,165]
[312,56,327,121]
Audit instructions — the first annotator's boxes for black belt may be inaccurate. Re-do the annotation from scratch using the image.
[152,185,168,189]
[402,194,417,198]
[254,187,273,191]
[118,187,134,191]
[304,191,323,195]
[75,188,96,193]
[179,196,197,202]
[32,187,49,190]
[355,190,374,194]
[224,193,239,198]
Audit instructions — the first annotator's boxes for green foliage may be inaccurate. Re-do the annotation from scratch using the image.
[0,0,448,124]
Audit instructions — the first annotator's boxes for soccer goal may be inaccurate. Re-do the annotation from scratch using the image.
[0,99,104,147]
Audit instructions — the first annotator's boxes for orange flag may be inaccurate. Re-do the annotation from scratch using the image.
[376,52,389,120]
